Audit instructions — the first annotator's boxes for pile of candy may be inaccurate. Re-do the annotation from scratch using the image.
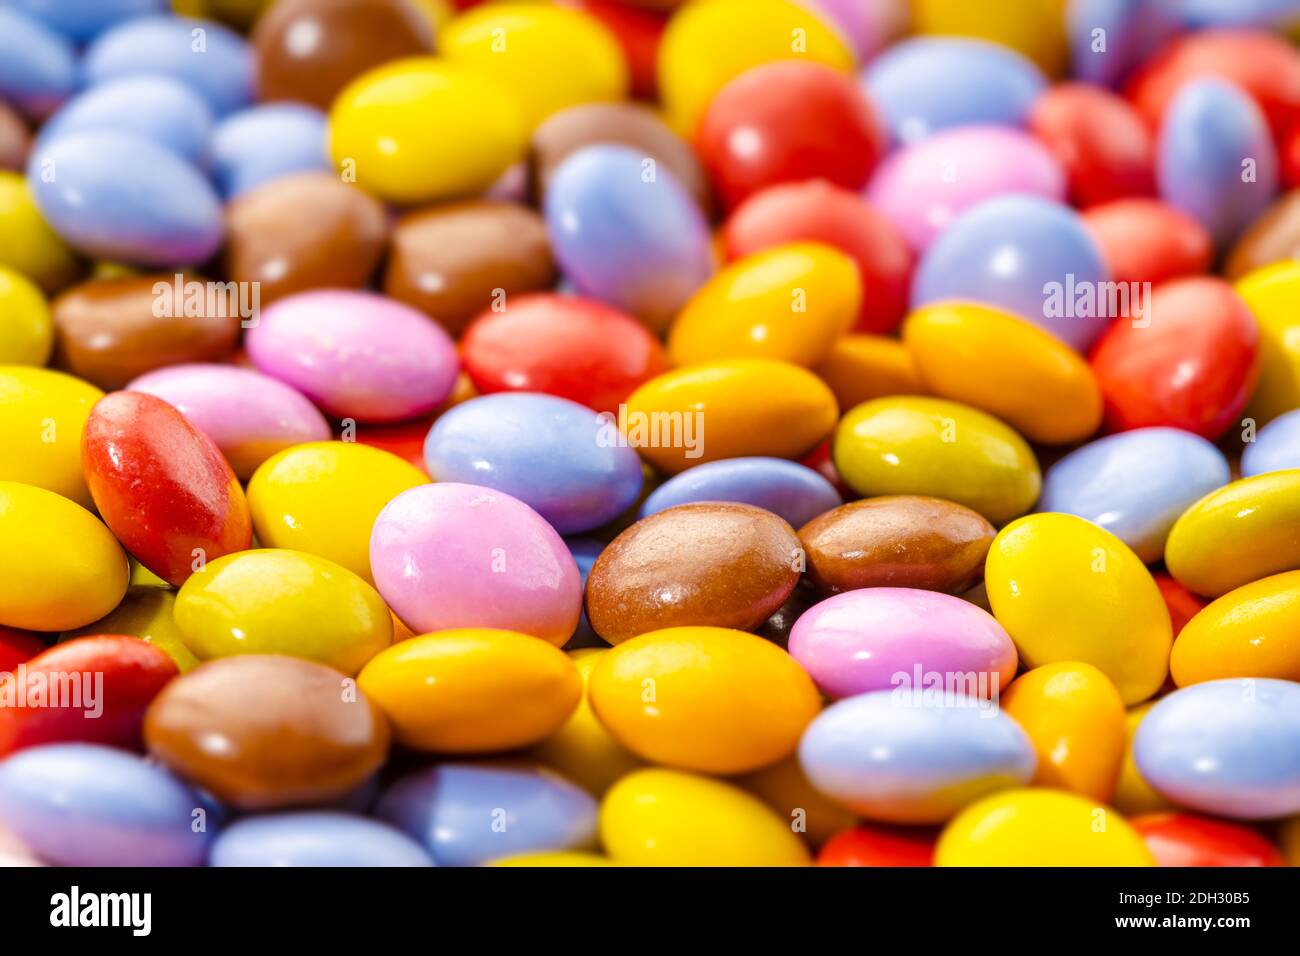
[2,0,1300,868]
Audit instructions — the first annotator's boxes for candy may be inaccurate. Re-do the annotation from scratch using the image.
[986,513,1172,704]
[251,0,434,109]
[910,0,1066,74]
[0,628,45,673]
[144,655,389,810]
[376,762,599,867]
[935,789,1155,866]
[1236,262,1300,425]
[423,393,644,534]
[211,103,330,199]
[0,170,82,293]
[0,365,101,505]
[817,825,936,867]
[461,294,665,413]
[210,812,433,867]
[903,301,1103,444]
[173,550,393,674]
[1130,812,1286,867]
[245,290,459,423]
[1067,0,1175,89]
[328,58,526,205]
[0,102,30,172]
[600,768,811,866]
[585,503,801,643]
[61,587,199,673]
[0,743,211,867]
[1226,190,1300,280]
[1154,573,1207,637]
[1170,571,1300,684]
[0,267,52,365]
[833,397,1041,525]
[7,0,168,43]
[0,481,127,631]
[1243,409,1300,474]
[737,757,858,848]
[1134,677,1300,819]
[440,3,628,129]
[722,180,914,334]
[369,483,581,644]
[640,457,841,529]
[1112,702,1174,816]
[911,195,1110,351]
[0,7,78,119]
[814,334,923,409]
[697,61,883,210]
[798,691,1036,823]
[625,359,838,474]
[1081,197,1213,286]
[382,200,555,337]
[129,365,332,481]
[544,144,714,332]
[1039,428,1230,562]
[1165,471,1300,596]
[358,628,580,753]
[491,851,612,867]
[588,626,820,774]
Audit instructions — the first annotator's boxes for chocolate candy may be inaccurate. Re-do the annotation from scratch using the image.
[0,101,30,172]
[1225,189,1300,280]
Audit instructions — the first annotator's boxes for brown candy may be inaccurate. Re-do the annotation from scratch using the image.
[530,102,711,210]
[585,502,801,644]
[223,171,388,305]
[0,100,30,172]
[252,0,434,109]
[382,199,555,336]
[1223,189,1300,280]
[798,495,996,595]
[51,273,241,390]
[143,655,389,810]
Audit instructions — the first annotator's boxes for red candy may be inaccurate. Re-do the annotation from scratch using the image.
[1281,120,1300,189]
[1028,84,1155,208]
[461,293,667,413]
[0,628,46,674]
[1131,812,1286,867]
[1082,199,1213,287]
[82,391,253,586]
[818,825,936,867]
[1153,573,1207,637]
[0,636,178,756]
[571,0,665,100]
[696,61,884,210]
[1090,278,1260,440]
[723,181,914,334]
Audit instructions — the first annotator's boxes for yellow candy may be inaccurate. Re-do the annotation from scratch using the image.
[1282,817,1300,866]
[358,628,580,752]
[935,789,1155,866]
[1236,262,1300,425]
[174,549,393,675]
[0,172,82,294]
[490,852,614,867]
[0,365,103,507]
[329,57,526,205]
[986,513,1172,704]
[441,3,627,129]
[129,560,170,589]
[528,648,643,796]
[1170,570,1300,685]
[903,302,1102,444]
[589,626,821,774]
[657,0,854,133]
[0,267,53,366]
[1111,702,1173,816]
[814,333,926,410]
[1165,471,1300,598]
[668,243,860,368]
[600,768,811,866]
[624,358,838,475]
[736,757,858,848]
[0,481,127,632]
[1002,662,1126,801]
[62,586,200,672]
[248,441,427,586]
[833,396,1041,525]
[911,0,1068,75]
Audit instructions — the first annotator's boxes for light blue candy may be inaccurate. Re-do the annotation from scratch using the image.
[565,536,605,648]
[28,131,223,266]
[0,743,212,866]
[545,144,714,330]
[37,76,215,168]
[861,37,1047,145]
[0,6,78,119]
[1134,678,1300,820]
[1067,0,1178,88]
[1040,428,1230,562]
[798,690,1036,823]
[212,103,330,199]
[1178,0,1300,27]
[82,15,253,117]
[639,457,841,529]
[375,763,598,867]
[209,813,434,867]
[8,0,168,42]
[424,392,643,535]
[911,195,1110,351]
[1242,409,1300,476]
[1158,78,1278,248]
